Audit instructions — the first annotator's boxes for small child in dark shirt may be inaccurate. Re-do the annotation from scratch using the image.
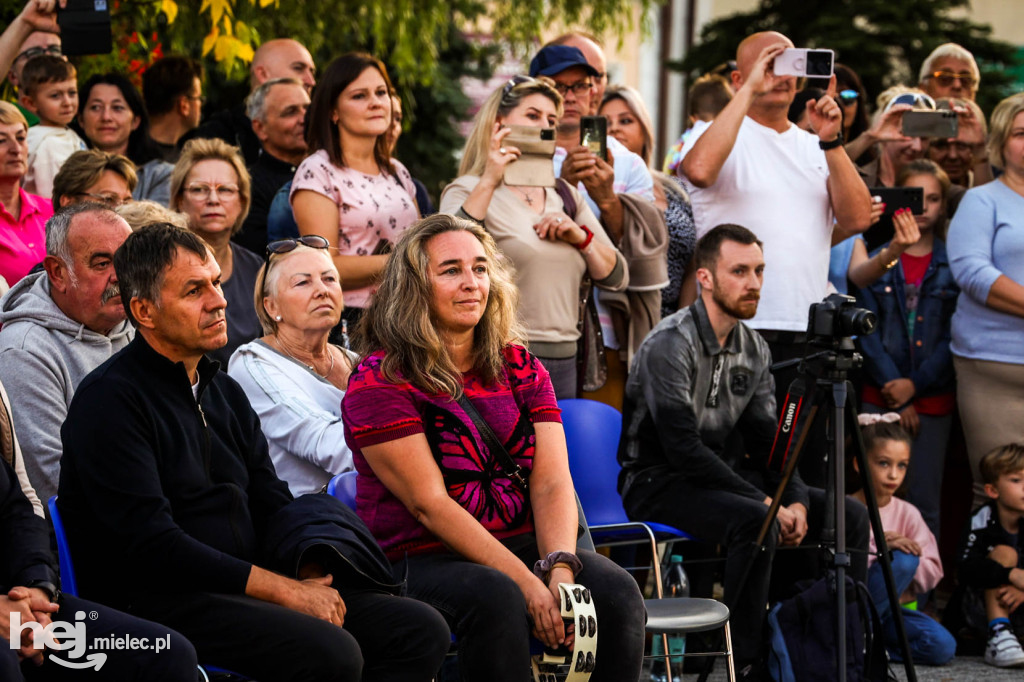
[957,443,1024,668]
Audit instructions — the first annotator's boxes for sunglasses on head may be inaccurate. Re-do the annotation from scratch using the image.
[265,235,330,259]
[501,75,537,98]
[884,92,936,113]
[15,44,62,63]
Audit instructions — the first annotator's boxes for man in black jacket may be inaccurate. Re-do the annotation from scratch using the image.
[58,223,449,681]
[619,225,868,679]
[0,387,196,680]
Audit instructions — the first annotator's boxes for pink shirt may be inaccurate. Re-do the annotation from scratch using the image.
[290,150,419,308]
[0,188,52,286]
[867,496,944,598]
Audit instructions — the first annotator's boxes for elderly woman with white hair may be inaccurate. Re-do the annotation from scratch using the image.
[228,235,357,496]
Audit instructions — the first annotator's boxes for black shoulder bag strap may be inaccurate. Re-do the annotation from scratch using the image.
[456,394,530,492]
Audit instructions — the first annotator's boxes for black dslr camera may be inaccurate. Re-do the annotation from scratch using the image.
[807,293,876,348]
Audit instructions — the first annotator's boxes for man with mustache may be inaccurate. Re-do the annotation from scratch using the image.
[0,203,132,504]
[619,225,868,680]
[679,32,872,477]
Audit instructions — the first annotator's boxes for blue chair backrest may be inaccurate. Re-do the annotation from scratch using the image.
[558,399,630,527]
[47,496,78,596]
[327,470,358,509]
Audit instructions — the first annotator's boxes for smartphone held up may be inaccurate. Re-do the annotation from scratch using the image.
[773,48,835,78]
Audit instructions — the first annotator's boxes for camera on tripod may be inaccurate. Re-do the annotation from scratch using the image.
[807,293,877,348]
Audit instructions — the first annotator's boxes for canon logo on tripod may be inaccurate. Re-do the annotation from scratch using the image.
[780,402,797,433]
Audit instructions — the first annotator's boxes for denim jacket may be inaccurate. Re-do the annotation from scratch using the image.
[854,239,958,396]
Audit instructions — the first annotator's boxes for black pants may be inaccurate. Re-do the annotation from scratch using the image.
[623,475,869,666]
[130,588,451,682]
[401,533,646,682]
[1,594,197,681]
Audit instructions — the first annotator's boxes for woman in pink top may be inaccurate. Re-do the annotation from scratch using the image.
[291,53,419,324]
[0,102,52,287]
[851,413,955,665]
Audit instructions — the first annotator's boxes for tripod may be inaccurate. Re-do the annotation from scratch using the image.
[749,346,917,682]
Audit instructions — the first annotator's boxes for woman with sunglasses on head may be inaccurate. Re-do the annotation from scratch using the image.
[342,214,645,682]
[439,75,626,399]
[74,73,173,206]
[291,53,419,327]
[228,235,358,496]
[170,137,260,367]
[833,64,872,163]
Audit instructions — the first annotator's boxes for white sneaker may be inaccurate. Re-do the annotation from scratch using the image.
[985,628,1024,668]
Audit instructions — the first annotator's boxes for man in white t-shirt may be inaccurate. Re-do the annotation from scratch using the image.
[679,32,871,482]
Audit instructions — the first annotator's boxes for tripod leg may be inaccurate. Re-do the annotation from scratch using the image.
[846,385,917,682]
[830,382,848,682]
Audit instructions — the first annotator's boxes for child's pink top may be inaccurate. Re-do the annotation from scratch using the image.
[290,150,418,308]
[0,188,52,286]
[868,496,944,597]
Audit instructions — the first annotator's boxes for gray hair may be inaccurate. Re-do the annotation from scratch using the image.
[918,43,980,88]
[45,203,120,275]
[246,77,303,123]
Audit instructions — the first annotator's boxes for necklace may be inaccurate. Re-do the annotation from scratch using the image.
[510,186,540,206]
[276,339,335,378]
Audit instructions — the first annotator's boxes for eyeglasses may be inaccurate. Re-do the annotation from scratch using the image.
[883,92,936,113]
[501,75,537,98]
[183,94,206,105]
[927,71,977,89]
[185,183,240,201]
[552,80,592,97]
[77,192,132,208]
[266,235,330,258]
[15,44,62,63]
[838,89,859,105]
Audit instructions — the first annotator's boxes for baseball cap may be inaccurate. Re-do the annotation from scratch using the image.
[529,45,600,78]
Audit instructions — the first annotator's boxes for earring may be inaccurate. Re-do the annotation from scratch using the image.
[275,315,282,321]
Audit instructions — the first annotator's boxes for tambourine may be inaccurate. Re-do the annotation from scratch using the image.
[531,583,598,682]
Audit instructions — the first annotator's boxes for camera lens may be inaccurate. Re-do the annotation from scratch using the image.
[837,307,877,336]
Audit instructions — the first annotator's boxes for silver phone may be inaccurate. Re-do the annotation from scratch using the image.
[773,49,834,78]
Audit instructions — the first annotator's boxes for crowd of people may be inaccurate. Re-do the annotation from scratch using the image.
[1,0,1024,679]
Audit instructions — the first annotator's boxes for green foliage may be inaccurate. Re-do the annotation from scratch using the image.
[672,0,1020,116]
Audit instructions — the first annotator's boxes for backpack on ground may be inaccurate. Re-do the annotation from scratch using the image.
[767,573,889,682]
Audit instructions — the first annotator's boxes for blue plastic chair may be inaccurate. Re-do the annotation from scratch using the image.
[48,496,249,681]
[558,399,692,569]
[326,470,358,506]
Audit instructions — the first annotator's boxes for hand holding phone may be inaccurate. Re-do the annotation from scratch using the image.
[901,111,958,138]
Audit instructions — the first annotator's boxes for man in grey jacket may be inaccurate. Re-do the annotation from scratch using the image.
[0,203,132,503]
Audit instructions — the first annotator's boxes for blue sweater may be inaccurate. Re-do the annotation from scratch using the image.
[947,180,1024,363]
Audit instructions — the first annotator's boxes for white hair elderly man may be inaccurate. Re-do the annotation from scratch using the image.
[0,203,133,503]
[918,42,981,101]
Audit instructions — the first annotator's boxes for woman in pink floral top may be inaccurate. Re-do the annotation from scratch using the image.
[342,214,644,682]
[291,53,419,320]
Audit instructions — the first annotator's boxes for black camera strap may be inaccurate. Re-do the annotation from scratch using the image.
[767,376,809,473]
[457,394,529,492]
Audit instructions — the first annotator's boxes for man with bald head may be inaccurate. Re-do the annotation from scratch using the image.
[179,38,316,166]
[0,203,134,504]
[680,32,871,483]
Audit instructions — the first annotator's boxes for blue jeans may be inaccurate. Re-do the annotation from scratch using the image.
[867,551,955,665]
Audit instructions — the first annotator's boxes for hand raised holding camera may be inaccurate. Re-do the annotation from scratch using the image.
[742,42,790,97]
[481,123,521,188]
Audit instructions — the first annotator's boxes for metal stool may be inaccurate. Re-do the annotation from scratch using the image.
[644,598,735,682]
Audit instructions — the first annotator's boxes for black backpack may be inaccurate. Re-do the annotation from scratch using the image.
[768,574,889,682]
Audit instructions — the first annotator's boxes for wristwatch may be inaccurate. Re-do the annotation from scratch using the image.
[819,131,844,151]
[25,579,61,604]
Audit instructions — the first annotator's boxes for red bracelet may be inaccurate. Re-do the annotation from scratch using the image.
[574,224,595,251]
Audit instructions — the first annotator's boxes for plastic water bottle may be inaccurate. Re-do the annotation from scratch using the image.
[339,319,350,350]
[650,555,688,681]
